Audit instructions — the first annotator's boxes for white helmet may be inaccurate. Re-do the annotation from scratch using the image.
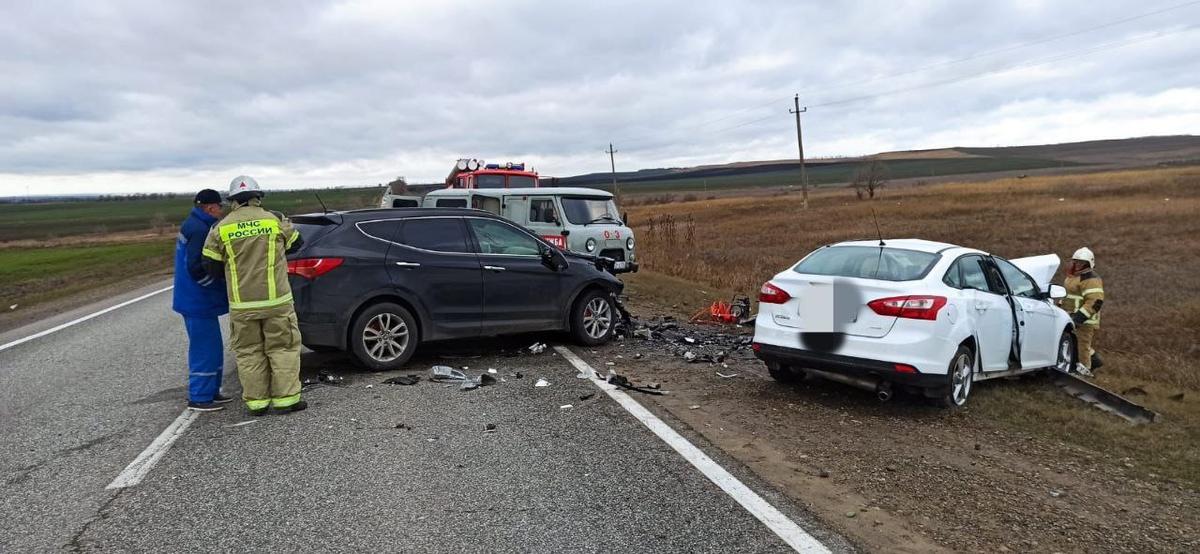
[1071,247,1095,269]
[228,175,262,198]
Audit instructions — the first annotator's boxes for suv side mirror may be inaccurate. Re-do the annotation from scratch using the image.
[1047,284,1067,300]
[541,246,568,271]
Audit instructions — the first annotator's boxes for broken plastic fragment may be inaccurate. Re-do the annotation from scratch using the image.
[560,404,573,409]
[716,372,738,379]
[431,366,467,381]
[528,342,547,354]
[383,375,420,385]
[535,378,550,387]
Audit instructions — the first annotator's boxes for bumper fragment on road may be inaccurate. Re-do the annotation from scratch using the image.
[553,345,831,554]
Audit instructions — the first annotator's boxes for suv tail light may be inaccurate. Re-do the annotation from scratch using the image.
[868,295,947,320]
[287,258,344,279]
[759,282,791,304]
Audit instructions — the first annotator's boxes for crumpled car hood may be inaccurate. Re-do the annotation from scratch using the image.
[1010,254,1060,289]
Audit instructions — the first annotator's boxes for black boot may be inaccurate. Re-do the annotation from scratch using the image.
[1091,352,1104,370]
[274,400,308,414]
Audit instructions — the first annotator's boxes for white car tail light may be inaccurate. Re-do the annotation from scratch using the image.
[868,295,947,321]
[758,282,792,304]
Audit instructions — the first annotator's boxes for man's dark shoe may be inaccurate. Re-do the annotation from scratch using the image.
[1091,352,1104,370]
[212,393,235,404]
[274,400,308,414]
[187,401,225,412]
[247,406,269,417]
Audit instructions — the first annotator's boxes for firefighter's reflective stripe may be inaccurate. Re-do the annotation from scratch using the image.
[1082,288,1104,296]
[229,293,293,310]
[224,241,241,304]
[271,393,301,408]
[286,230,300,248]
[202,247,224,261]
[245,398,271,410]
[266,234,277,301]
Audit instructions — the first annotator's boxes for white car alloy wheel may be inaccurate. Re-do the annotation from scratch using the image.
[1055,331,1075,373]
[947,346,974,407]
[362,312,409,362]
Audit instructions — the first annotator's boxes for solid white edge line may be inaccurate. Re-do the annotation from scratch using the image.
[0,285,174,352]
[106,409,199,490]
[554,346,830,554]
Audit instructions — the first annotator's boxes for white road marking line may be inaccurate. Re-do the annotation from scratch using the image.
[106,409,198,490]
[0,285,174,353]
[555,346,830,554]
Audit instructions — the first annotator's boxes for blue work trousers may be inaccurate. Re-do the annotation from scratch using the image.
[183,316,224,403]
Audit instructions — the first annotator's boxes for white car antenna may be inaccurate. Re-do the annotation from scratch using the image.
[870,208,886,246]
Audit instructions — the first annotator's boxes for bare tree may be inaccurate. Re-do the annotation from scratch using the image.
[851,160,888,200]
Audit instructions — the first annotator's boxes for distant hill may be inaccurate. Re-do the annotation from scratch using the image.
[543,135,1200,193]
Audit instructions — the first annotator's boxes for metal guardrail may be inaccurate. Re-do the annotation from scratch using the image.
[1051,370,1160,424]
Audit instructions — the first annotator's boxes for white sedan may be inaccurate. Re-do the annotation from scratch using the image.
[752,239,1075,407]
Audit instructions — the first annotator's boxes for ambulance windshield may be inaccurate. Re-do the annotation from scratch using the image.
[561,197,620,225]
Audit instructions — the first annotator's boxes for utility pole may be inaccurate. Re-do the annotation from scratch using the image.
[790,94,809,209]
[605,143,619,199]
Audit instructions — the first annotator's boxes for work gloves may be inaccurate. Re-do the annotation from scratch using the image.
[1071,311,1088,326]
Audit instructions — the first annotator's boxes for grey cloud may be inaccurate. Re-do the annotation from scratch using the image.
[0,0,1196,191]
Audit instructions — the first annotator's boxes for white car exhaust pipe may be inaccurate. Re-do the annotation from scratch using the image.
[806,368,892,402]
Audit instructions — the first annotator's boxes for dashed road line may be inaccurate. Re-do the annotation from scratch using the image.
[0,286,174,353]
[554,345,831,554]
[106,409,198,490]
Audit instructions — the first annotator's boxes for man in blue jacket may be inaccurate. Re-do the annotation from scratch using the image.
[173,189,232,411]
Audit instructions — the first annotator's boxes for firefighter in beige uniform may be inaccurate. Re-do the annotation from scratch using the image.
[202,176,306,415]
[1061,247,1105,377]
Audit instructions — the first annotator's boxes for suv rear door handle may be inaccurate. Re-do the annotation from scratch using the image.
[395,262,421,268]
[484,265,506,272]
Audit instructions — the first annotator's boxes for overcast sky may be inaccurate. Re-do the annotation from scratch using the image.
[1,0,1197,196]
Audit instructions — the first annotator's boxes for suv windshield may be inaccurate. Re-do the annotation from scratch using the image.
[793,246,939,281]
[561,197,620,225]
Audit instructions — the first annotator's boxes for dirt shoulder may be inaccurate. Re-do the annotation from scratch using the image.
[0,269,173,336]
[581,284,1199,553]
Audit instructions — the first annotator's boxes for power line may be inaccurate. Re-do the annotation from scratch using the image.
[809,23,1196,109]
[615,1,1200,151]
[795,0,1200,97]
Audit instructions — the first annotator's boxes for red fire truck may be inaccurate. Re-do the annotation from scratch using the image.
[445,158,540,189]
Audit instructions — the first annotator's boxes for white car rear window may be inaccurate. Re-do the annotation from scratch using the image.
[793,246,938,281]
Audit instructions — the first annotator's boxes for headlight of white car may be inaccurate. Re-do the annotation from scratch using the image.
[626,237,634,250]
[585,238,597,252]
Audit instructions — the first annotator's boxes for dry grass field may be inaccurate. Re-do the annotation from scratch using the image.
[625,166,1200,483]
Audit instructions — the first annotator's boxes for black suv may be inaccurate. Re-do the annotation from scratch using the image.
[286,208,624,370]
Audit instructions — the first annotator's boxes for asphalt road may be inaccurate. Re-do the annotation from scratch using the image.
[0,280,850,553]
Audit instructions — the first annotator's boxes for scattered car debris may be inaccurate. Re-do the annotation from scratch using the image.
[689,405,700,410]
[535,379,550,387]
[365,384,374,389]
[607,372,665,395]
[484,423,496,432]
[431,366,468,382]
[8,304,17,311]
[227,420,259,428]
[560,404,573,409]
[395,423,412,430]
[716,372,738,379]
[487,368,497,374]
[528,342,547,354]
[383,375,420,386]
[579,392,595,401]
